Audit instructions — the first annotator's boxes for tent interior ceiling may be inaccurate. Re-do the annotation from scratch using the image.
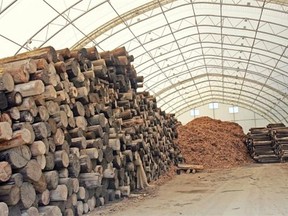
[1,0,288,123]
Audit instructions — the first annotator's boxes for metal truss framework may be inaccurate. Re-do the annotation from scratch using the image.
[1,0,288,123]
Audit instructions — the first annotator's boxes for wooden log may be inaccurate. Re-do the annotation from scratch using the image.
[19,110,34,123]
[0,145,31,169]
[80,148,98,160]
[35,106,49,122]
[77,187,87,201]
[103,166,116,179]
[68,154,80,178]
[21,206,39,216]
[53,128,65,146]
[0,47,58,64]
[78,173,102,189]
[57,48,71,60]
[0,202,8,216]
[0,122,12,141]
[34,85,57,100]
[54,150,69,169]
[6,91,23,107]
[97,149,104,163]
[0,72,14,92]
[82,202,89,214]
[8,204,21,216]
[54,61,66,74]
[0,128,32,151]
[0,162,12,183]
[71,178,79,193]
[107,189,115,202]
[86,46,100,60]
[49,185,68,201]
[71,137,87,149]
[52,111,68,129]
[37,189,50,206]
[6,173,23,187]
[74,116,87,131]
[108,138,121,151]
[32,122,48,140]
[58,178,74,197]
[119,186,130,197]
[65,193,77,210]
[0,184,20,205]
[30,141,46,157]
[20,182,36,208]
[43,171,59,190]
[14,80,45,97]
[86,125,103,138]
[87,113,107,127]
[69,148,80,157]
[6,107,20,121]
[64,209,74,216]
[19,159,42,182]
[31,173,47,193]
[0,92,8,110]
[18,97,38,117]
[34,154,46,170]
[1,58,37,73]
[45,101,59,117]
[12,122,35,142]
[44,152,55,171]
[0,66,30,84]
[79,155,92,173]
[38,206,62,216]
[76,201,83,216]
[103,146,114,163]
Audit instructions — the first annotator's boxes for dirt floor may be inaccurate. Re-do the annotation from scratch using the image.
[88,163,288,216]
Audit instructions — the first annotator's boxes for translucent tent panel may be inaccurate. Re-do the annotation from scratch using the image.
[1,0,288,123]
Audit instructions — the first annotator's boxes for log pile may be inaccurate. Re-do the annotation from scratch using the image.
[0,46,182,215]
[246,123,287,163]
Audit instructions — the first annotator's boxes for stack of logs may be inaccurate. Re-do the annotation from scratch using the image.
[0,46,182,216]
[246,123,286,163]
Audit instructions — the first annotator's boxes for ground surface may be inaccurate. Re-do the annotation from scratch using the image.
[88,163,288,216]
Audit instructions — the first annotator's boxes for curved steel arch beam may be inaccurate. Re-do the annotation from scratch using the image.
[72,0,288,49]
[167,90,284,122]
[136,42,286,76]
[159,81,287,110]
[141,53,287,86]
[147,63,288,93]
[175,97,275,123]
[126,22,288,57]
[160,84,287,121]
[173,95,281,123]
[71,0,177,50]
[155,72,286,98]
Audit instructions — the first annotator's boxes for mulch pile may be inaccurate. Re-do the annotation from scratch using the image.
[177,116,252,169]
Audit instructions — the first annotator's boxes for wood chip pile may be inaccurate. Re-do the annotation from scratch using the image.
[177,116,252,169]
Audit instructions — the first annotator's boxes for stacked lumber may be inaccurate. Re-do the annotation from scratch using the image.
[246,123,287,163]
[271,127,288,161]
[0,46,182,215]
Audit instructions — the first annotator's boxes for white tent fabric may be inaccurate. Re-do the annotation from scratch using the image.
[1,0,288,123]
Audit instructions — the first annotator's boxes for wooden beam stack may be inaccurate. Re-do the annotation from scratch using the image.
[0,46,182,215]
[246,123,288,163]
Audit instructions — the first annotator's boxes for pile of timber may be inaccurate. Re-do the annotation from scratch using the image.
[0,46,182,215]
[246,123,287,163]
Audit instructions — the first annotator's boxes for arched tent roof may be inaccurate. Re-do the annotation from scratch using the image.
[1,0,288,123]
